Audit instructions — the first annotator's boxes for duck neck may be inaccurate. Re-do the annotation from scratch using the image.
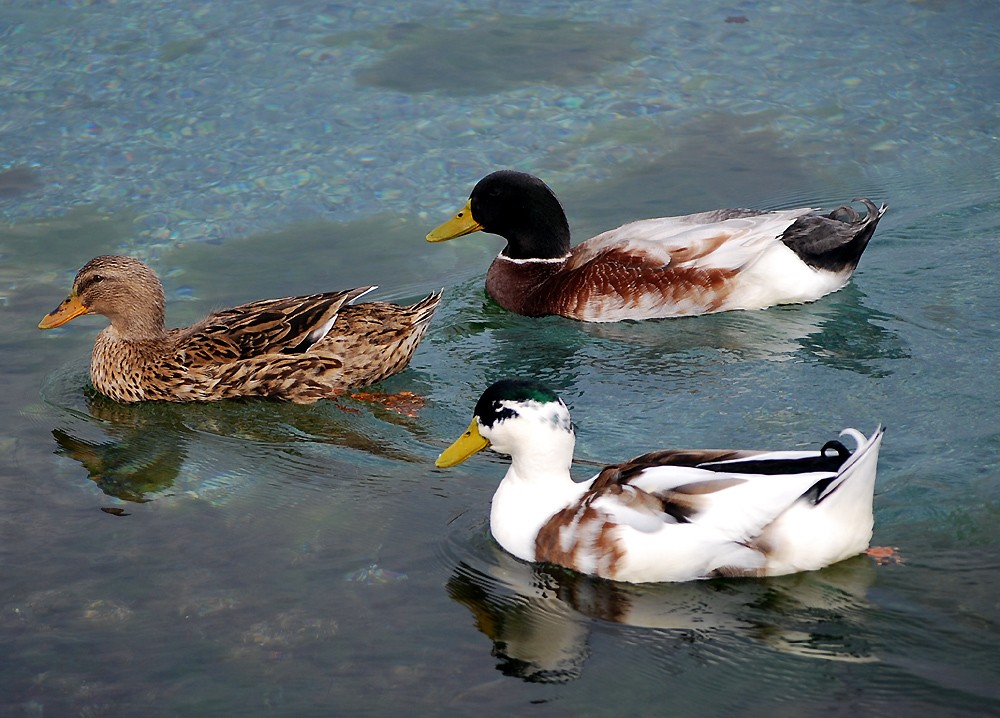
[506,428,576,485]
[500,192,572,260]
[104,292,167,343]
[491,428,581,563]
[501,223,571,261]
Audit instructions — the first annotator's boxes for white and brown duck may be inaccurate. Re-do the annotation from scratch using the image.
[427,170,886,322]
[436,379,885,583]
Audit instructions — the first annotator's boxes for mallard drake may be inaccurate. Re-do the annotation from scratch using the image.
[436,379,885,583]
[38,255,441,404]
[426,170,886,322]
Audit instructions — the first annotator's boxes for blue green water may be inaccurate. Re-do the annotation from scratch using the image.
[2,0,1000,715]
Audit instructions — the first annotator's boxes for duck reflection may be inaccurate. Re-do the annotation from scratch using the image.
[580,283,907,377]
[53,427,185,503]
[51,393,191,503]
[430,282,593,393]
[50,388,428,504]
[447,545,878,683]
[440,279,906,391]
[788,284,908,376]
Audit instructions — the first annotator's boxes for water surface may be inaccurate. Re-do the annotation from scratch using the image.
[2,0,1000,715]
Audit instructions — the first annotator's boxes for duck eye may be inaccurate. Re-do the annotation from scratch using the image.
[92,274,104,282]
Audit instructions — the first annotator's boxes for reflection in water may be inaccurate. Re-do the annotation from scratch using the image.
[51,392,192,503]
[46,385,429,505]
[426,281,594,396]
[52,427,186,503]
[436,278,907,394]
[447,544,878,683]
[790,285,909,377]
[581,283,908,377]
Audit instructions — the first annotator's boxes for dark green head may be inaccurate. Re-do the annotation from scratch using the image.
[474,378,562,428]
[469,170,572,260]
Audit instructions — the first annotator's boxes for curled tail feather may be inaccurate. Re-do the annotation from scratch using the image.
[781,198,887,273]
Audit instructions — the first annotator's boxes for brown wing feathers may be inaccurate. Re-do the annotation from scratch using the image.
[181,287,373,362]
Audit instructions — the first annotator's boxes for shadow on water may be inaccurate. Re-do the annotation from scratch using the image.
[159,213,446,306]
[546,112,883,233]
[0,206,136,281]
[0,166,43,199]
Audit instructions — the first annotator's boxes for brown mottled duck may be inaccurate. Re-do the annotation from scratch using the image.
[38,255,441,404]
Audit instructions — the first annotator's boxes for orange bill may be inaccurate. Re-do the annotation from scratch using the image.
[38,293,90,329]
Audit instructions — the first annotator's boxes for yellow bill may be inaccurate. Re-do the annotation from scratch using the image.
[436,418,491,468]
[38,293,90,329]
[426,199,483,242]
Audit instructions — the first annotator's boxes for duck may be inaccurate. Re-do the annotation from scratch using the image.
[435,379,885,583]
[426,170,887,322]
[38,255,441,404]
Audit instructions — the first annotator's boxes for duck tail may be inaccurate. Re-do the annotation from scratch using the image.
[811,425,885,527]
[408,290,444,329]
[388,291,442,363]
[780,199,887,274]
[354,291,441,386]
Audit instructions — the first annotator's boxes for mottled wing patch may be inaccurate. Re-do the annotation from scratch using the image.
[184,292,348,361]
[91,290,439,404]
[535,502,625,576]
[532,458,744,574]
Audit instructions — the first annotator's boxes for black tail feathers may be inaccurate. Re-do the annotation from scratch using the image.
[781,198,887,273]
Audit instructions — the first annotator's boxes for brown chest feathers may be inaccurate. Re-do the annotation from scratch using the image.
[485,248,737,321]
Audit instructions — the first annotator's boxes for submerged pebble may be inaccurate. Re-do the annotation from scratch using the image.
[82,599,133,624]
[343,562,409,584]
[242,609,339,649]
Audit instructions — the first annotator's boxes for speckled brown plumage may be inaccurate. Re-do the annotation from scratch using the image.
[39,255,441,404]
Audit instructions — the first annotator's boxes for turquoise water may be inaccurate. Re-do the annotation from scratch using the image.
[2,0,1000,715]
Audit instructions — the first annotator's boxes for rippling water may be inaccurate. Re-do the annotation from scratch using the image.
[2,0,999,715]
